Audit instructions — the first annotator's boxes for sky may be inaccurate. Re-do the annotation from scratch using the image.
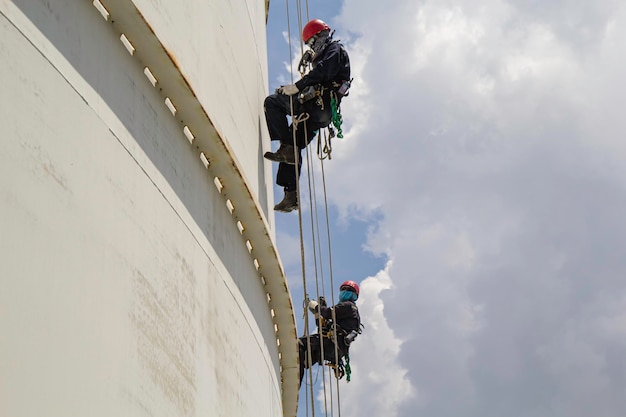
[267,1,626,417]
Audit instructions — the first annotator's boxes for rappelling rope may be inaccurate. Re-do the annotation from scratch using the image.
[284,2,317,416]
[282,3,344,417]
[317,129,332,160]
[301,125,343,417]
[318,153,343,417]
[302,142,332,417]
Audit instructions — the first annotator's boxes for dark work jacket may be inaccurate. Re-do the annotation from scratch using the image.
[295,41,350,92]
[319,300,360,334]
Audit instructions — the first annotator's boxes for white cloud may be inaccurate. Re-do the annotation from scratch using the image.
[340,265,415,417]
[317,0,626,416]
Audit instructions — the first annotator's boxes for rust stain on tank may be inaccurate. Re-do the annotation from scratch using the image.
[131,6,201,105]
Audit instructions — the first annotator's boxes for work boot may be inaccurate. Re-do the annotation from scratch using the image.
[264,144,296,164]
[274,191,298,212]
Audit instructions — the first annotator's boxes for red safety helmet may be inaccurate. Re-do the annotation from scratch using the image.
[302,19,331,43]
[340,280,360,296]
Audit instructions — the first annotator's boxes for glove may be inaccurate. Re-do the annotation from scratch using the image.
[277,84,299,96]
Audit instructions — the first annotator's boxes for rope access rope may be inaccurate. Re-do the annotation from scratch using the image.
[317,129,332,160]
[319,155,342,417]
[281,3,345,417]
[303,140,334,417]
[283,2,317,416]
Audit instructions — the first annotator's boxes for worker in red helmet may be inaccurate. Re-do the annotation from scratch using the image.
[298,280,362,386]
[264,18,351,212]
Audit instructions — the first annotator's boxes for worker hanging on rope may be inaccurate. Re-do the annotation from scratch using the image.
[264,18,352,212]
[298,280,363,386]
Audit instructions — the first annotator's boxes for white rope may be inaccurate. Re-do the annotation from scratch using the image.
[283,2,317,415]
[281,3,344,417]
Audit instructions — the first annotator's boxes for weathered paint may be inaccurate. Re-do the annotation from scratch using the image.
[0,0,297,416]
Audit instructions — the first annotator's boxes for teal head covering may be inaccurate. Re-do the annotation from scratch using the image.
[339,289,357,302]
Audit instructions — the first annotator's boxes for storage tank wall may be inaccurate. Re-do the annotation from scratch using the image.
[0,1,294,416]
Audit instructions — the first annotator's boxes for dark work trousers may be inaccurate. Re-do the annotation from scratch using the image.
[298,334,347,385]
[264,92,332,190]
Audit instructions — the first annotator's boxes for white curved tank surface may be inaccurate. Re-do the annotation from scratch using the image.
[0,1,299,416]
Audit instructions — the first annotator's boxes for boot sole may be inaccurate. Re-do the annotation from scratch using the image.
[274,204,298,213]
[263,152,296,165]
